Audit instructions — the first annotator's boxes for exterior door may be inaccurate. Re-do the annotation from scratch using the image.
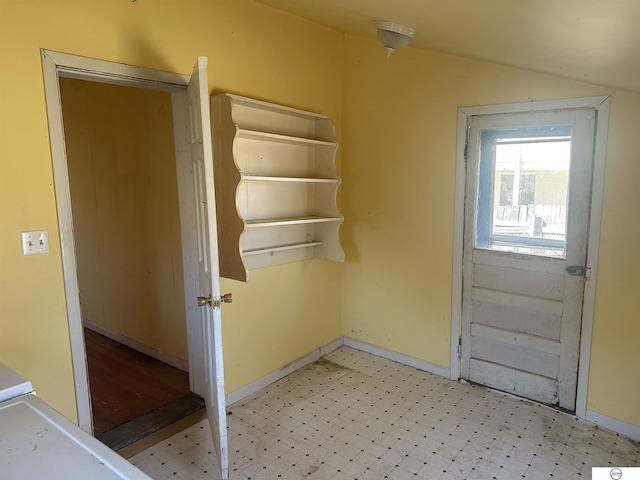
[461,107,596,411]
[186,57,229,478]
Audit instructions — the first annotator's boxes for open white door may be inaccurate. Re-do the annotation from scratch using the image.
[186,57,229,479]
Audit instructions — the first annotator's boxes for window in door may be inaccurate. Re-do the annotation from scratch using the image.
[477,126,571,257]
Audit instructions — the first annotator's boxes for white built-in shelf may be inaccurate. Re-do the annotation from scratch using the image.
[244,216,343,228]
[212,93,345,281]
[237,129,338,147]
[242,176,339,184]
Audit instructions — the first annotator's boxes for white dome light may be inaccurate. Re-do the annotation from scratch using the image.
[375,20,416,58]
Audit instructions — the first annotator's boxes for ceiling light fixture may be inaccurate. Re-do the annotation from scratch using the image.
[375,20,415,58]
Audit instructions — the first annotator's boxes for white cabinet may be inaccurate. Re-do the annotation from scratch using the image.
[211,93,344,281]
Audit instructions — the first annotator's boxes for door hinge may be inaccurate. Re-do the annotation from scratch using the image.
[463,117,473,163]
[583,267,592,300]
[457,337,462,359]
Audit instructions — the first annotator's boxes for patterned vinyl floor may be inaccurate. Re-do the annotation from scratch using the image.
[130,347,639,480]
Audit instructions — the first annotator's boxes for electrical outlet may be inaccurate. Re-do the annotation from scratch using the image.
[21,230,50,256]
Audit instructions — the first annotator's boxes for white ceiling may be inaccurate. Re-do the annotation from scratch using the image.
[253,0,640,93]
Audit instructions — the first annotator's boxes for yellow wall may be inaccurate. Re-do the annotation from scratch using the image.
[60,79,188,361]
[0,0,343,421]
[341,35,640,427]
[1,0,638,433]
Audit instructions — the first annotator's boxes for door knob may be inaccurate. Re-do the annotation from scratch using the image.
[566,265,586,276]
[197,293,232,308]
[197,295,212,307]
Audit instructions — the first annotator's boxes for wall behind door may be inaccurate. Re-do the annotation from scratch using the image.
[60,78,188,363]
[0,0,343,420]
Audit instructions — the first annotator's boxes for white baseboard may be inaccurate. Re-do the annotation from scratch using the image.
[343,337,451,379]
[585,410,640,442]
[83,320,189,372]
[225,337,344,406]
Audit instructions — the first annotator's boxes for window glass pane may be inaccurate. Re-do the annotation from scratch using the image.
[477,127,571,257]
[499,175,513,206]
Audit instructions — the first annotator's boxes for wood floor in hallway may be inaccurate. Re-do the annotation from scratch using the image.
[84,328,192,435]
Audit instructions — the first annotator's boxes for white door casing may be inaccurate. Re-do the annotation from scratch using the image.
[42,51,229,476]
[42,50,189,434]
[452,97,610,415]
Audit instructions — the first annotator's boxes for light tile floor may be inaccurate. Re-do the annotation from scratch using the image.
[130,347,639,479]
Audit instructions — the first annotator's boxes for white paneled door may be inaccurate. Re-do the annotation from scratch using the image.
[43,51,230,476]
[186,57,229,478]
[461,106,597,411]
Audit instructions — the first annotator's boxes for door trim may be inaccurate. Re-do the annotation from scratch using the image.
[451,96,610,419]
[41,50,195,432]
